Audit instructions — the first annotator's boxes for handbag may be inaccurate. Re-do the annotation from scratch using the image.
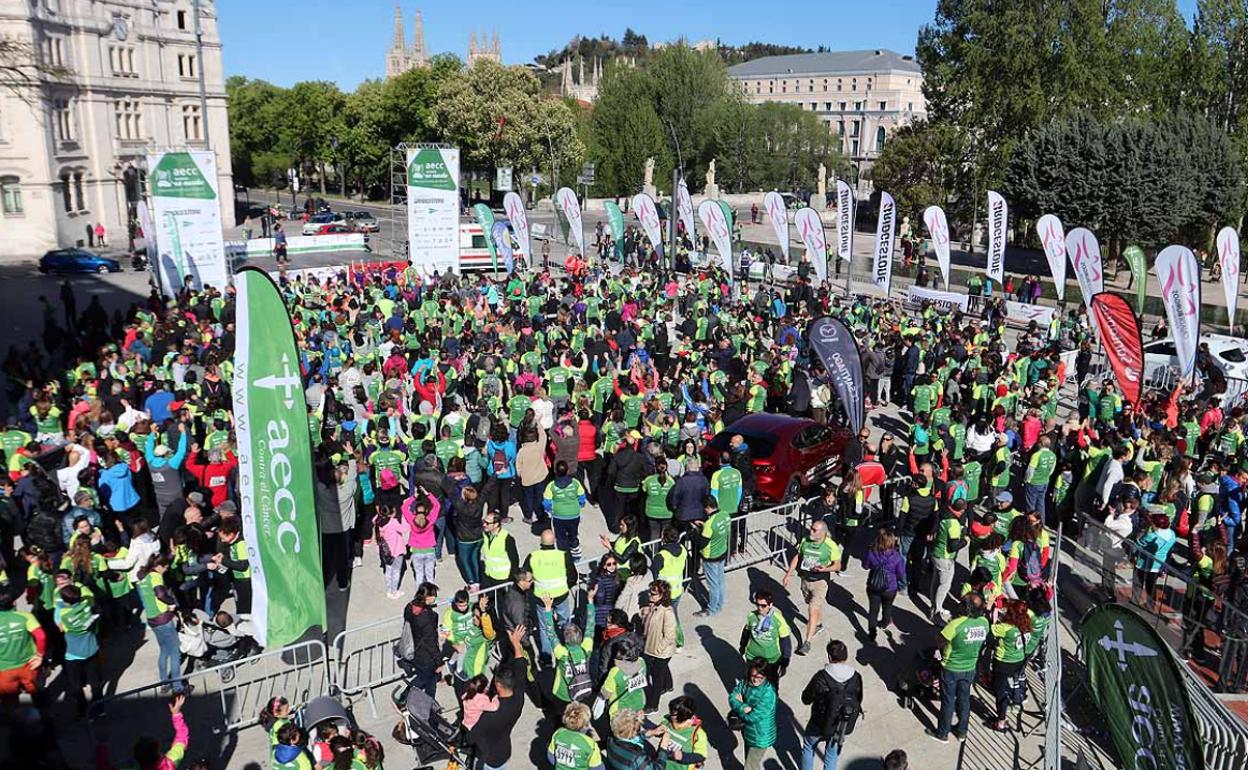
[726,712,746,731]
[867,563,889,594]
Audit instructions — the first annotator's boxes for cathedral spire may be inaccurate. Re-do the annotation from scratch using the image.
[412,10,425,57]
[390,5,405,52]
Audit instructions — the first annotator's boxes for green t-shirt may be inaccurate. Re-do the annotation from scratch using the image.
[796,536,842,577]
[622,395,644,428]
[549,728,601,770]
[992,621,1028,664]
[931,517,963,561]
[369,448,405,477]
[700,510,730,559]
[710,466,743,515]
[941,615,990,672]
[547,367,571,398]
[1026,449,1056,486]
[743,609,791,663]
[0,610,38,670]
[508,395,532,428]
[643,474,675,519]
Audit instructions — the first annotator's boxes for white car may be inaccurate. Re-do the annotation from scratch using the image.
[1141,333,1248,382]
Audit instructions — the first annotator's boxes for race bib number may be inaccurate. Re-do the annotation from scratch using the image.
[626,671,647,692]
[964,626,987,643]
[555,744,577,766]
[800,555,821,571]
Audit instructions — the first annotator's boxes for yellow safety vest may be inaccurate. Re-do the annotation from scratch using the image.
[481,530,514,581]
[530,548,569,599]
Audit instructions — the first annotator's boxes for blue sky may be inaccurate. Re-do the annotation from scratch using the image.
[217,0,1203,89]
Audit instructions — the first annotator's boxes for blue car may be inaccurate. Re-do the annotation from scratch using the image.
[38,248,122,274]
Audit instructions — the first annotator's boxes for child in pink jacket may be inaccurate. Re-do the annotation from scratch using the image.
[403,492,441,590]
[375,504,411,599]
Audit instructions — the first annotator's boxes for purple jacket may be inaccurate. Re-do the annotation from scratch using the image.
[864,548,906,595]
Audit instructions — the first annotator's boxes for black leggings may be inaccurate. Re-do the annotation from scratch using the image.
[63,655,102,714]
[867,590,896,637]
[992,659,1026,721]
[644,654,672,710]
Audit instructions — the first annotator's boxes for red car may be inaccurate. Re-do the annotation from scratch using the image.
[701,413,852,506]
[315,222,353,236]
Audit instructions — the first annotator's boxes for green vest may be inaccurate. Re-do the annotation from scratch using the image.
[1026,448,1056,486]
[711,466,743,515]
[230,538,251,580]
[0,610,37,670]
[137,571,172,621]
[656,547,687,599]
[545,479,585,520]
[530,549,569,599]
[481,530,514,581]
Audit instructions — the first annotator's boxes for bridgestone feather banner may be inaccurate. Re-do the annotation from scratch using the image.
[677,179,696,243]
[808,316,864,434]
[1081,604,1205,770]
[1067,227,1104,309]
[872,192,896,295]
[835,180,854,263]
[1090,293,1144,407]
[986,190,1007,284]
[502,191,530,267]
[232,268,326,648]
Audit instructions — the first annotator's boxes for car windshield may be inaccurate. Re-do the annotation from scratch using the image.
[1220,347,1246,363]
[708,430,777,459]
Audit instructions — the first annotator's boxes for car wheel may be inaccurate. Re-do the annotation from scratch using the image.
[783,476,803,504]
[38,265,48,274]
[97,264,109,274]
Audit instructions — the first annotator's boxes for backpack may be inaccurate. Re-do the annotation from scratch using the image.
[1020,540,1044,583]
[395,615,416,662]
[562,647,594,703]
[809,670,863,738]
[867,563,889,594]
[490,445,510,476]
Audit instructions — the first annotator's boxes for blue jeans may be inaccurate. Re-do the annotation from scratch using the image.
[435,513,455,560]
[534,595,572,658]
[937,667,976,737]
[1024,483,1046,517]
[152,621,183,692]
[552,517,582,559]
[898,533,915,590]
[456,539,482,585]
[800,732,840,770]
[704,558,725,615]
[1228,523,1238,556]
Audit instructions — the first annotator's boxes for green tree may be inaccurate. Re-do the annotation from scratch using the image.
[869,121,971,226]
[226,76,290,187]
[585,65,669,196]
[750,103,848,192]
[277,81,346,194]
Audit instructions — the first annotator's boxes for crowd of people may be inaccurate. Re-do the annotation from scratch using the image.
[1,224,1247,770]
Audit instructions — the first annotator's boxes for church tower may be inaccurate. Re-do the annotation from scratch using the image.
[386,5,408,79]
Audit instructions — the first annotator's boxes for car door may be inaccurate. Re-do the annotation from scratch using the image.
[797,424,840,484]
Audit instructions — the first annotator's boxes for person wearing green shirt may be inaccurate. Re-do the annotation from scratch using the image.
[739,590,792,685]
[508,391,533,429]
[710,454,743,515]
[928,501,967,623]
[659,696,710,770]
[548,702,603,770]
[989,438,1011,500]
[544,461,588,560]
[641,466,675,542]
[368,438,405,486]
[911,375,938,417]
[546,365,572,406]
[693,497,730,618]
[0,592,43,700]
[929,593,990,742]
[987,600,1034,731]
[1024,436,1056,515]
[783,520,842,656]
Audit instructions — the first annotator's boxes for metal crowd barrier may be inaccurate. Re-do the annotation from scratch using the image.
[1178,653,1248,770]
[1042,527,1063,770]
[87,639,329,743]
[330,498,808,717]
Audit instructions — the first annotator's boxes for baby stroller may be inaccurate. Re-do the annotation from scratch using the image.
[178,608,260,682]
[390,681,466,770]
[895,646,943,710]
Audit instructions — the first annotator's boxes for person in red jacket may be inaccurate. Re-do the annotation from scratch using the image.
[184,443,238,507]
[575,410,600,503]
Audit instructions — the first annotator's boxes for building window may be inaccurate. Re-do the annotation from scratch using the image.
[824,102,832,111]
[109,45,137,76]
[74,172,85,211]
[907,102,914,111]
[0,176,22,215]
[879,101,887,111]
[851,139,859,155]
[876,126,886,152]
[810,102,817,111]
[114,99,143,140]
[839,101,847,111]
[52,98,75,142]
[177,10,188,30]
[837,121,844,136]
[42,35,65,68]
[60,173,71,212]
[781,83,786,93]
[850,119,860,137]
[182,104,202,141]
[177,53,197,78]
[854,101,862,111]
